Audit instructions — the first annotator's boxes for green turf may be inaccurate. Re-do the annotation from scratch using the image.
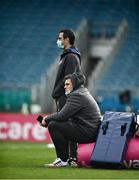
[0,141,139,179]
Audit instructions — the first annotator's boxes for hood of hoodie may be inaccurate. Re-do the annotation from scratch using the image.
[70,73,86,91]
[61,46,81,63]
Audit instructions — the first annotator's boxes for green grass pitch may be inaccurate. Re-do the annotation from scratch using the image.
[0,141,139,179]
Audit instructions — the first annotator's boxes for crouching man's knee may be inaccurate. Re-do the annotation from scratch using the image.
[47,121,59,131]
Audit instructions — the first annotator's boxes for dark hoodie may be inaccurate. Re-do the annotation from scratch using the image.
[46,73,101,135]
[52,46,81,99]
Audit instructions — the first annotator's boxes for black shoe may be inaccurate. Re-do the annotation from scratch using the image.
[68,158,78,167]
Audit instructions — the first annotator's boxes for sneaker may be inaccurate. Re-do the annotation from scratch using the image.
[44,158,68,167]
[68,158,78,167]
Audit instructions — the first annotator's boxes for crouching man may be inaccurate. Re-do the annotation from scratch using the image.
[40,73,101,167]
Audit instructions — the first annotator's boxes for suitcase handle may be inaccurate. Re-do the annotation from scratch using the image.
[102,121,109,135]
[121,123,127,136]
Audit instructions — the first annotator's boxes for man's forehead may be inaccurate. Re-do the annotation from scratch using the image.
[65,79,72,83]
[59,32,64,38]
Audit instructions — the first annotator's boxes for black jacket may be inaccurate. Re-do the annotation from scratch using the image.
[46,74,101,132]
[52,46,81,99]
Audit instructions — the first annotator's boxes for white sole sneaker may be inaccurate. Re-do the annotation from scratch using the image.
[44,158,68,168]
[44,163,68,168]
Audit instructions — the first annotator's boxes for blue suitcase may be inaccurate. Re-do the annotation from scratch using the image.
[90,111,136,168]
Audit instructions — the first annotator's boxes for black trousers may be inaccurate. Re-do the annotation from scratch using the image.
[48,121,97,162]
[55,95,77,159]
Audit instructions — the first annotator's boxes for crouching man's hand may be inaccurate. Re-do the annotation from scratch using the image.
[41,116,48,127]
[40,116,48,128]
[37,115,48,128]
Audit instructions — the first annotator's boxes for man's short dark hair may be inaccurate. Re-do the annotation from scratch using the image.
[64,74,73,82]
[59,29,75,45]
[64,73,86,90]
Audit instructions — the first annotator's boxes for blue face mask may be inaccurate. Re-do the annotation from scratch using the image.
[57,39,64,49]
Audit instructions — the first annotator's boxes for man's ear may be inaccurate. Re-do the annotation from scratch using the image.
[65,37,70,43]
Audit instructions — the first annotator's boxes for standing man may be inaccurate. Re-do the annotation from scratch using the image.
[52,29,81,111]
[40,73,101,167]
[51,29,82,163]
